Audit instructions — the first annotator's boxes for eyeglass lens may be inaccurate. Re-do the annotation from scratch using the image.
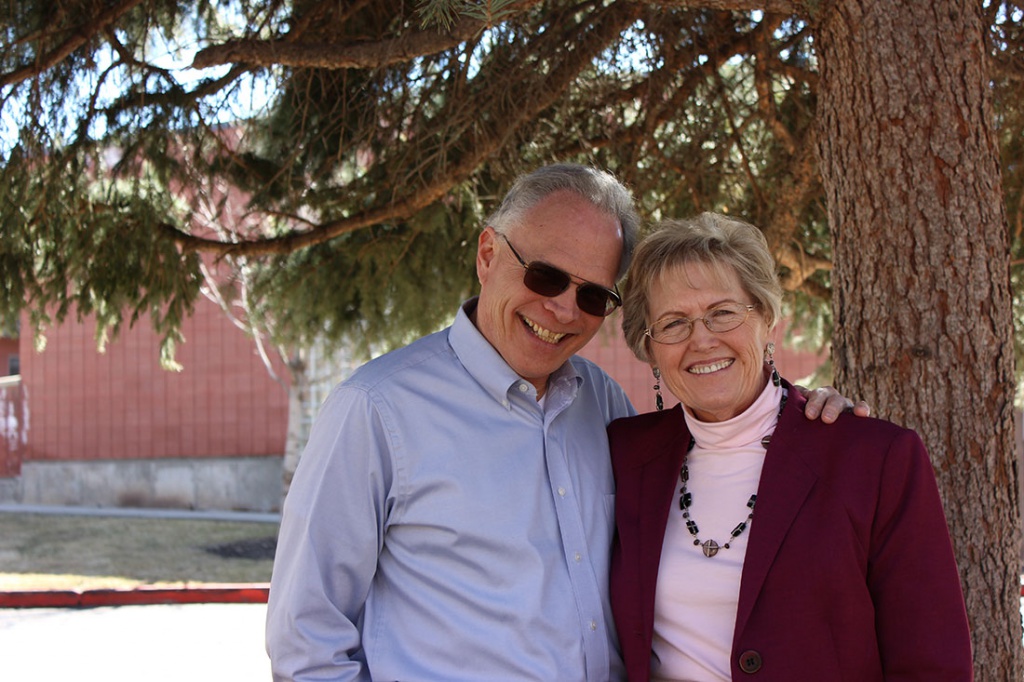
[501,234,619,317]
[523,264,617,317]
[648,304,752,343]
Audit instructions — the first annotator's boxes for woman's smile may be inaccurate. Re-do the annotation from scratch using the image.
[647,261,771,423]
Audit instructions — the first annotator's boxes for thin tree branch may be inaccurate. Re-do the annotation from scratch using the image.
[752,15,797,155]
[285,0,375,43]
[192,2,542,70]
[653,0,804,13]
[169,0,644,257]
[769,138,831,291]
[794,275,831,302]
[0,0,146,87]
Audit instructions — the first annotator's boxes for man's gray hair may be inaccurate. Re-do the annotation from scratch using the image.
[485,164,640,280]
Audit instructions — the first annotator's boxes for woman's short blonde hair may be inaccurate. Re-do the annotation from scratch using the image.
[621,212,784,364]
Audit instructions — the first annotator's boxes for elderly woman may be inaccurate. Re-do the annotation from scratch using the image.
[608,214,972,681]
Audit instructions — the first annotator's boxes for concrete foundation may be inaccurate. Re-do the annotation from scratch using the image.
[0,456,284,513]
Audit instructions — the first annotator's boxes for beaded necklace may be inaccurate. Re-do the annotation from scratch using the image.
[679,391,787,558]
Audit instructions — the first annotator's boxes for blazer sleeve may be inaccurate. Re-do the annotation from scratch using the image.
[868,428,973,680]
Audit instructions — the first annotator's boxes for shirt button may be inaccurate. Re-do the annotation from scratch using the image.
[574,552,581,562]
[589,620,597,631]
[558,487,566,497]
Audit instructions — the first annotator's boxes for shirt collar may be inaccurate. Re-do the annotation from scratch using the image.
[684,377,785,450]
[448,298,581,409]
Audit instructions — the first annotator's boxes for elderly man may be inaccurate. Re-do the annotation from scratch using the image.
[266,164,859,681]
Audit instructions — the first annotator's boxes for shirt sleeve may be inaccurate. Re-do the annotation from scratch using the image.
[868,428,973,680]
[266,384,394,682]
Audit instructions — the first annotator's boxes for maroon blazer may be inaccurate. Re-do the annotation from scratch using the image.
[608,382,972,681]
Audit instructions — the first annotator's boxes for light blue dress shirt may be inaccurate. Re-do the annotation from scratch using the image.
[267,300,635,681]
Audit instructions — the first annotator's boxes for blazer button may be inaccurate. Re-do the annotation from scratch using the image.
[738,649,762,674]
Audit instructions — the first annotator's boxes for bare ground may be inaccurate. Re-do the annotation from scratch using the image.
[0,512,277,591]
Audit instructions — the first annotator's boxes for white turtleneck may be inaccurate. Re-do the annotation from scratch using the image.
[650,379,786,682]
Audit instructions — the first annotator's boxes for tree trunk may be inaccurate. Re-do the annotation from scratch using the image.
[815,0,1022,676]
[281,350,310,505]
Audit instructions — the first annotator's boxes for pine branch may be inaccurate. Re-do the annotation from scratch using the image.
[0,0,146,87]
[169,0,645,257]
[192,1,542,70]
[769,140,830,291]
[654,0,805,13]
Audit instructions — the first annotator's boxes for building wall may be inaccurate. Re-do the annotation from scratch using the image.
[19,302,288,466]
[0,298,290,510]
[2,300,828,511]
[17,455,283,512]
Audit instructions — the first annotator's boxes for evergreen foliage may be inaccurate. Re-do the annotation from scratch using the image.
[1,0,1022,368]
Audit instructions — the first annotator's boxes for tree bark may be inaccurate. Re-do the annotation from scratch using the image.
[815,0,1022,676]
[281,351,310,504]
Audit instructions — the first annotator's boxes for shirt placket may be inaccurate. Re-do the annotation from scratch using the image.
[543,389,610,682]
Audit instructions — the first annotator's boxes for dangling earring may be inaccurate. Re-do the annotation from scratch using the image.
[765,342,781,387]
[653,367,664,411]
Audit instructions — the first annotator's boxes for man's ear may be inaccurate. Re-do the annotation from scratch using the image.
[476,226,499,285]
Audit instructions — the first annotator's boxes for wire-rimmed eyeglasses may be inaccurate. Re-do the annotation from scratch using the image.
[645,304,756,344]
[499,233,621,317]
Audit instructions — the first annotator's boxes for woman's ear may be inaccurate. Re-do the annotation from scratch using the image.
[765,314,781,345]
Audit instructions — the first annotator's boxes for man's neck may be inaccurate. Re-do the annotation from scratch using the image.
[466,298,549,400]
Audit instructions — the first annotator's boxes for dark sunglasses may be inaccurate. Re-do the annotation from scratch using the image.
[499,233,621,317]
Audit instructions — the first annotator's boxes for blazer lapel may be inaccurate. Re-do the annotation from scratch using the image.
[733,388,818,636]
[623,406,691,633]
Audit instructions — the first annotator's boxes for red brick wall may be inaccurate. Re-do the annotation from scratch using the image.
[18,298,288,465]
[11,299,825,470]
